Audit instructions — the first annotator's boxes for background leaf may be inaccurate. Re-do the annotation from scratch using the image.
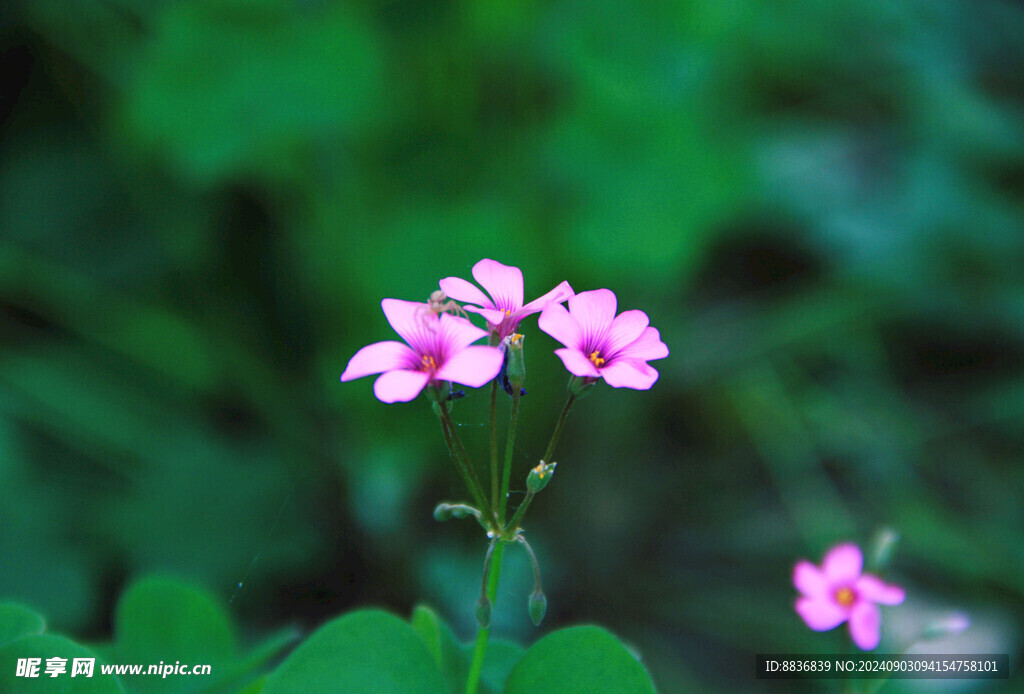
[0,634,124,693]
[264,610,446,694]
[504,626,656,694]
[0,602,45,647]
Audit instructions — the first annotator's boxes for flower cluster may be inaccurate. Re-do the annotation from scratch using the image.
[341,259,669,402]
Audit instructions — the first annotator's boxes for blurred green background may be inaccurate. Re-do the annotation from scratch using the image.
[2,0,1023,691]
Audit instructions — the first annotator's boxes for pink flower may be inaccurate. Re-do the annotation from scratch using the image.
[341,299,503,403]
[537,288,669,390]
[794,543,906,650]
[439,259,574,341]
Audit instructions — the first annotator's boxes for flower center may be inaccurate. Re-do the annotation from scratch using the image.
[834,586,856,608]
[588,350,606,368]
[420,355,438,372]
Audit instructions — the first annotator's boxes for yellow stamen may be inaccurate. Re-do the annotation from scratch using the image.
[420,355,438,371]
[834,587,856,608]
[588,350,606,368]
[533,462,546,479]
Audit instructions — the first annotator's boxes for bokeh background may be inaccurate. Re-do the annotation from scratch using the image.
[2,0,1024,691]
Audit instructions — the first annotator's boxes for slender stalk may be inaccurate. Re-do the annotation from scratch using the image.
[518,536,542,590]
[465,542,504,694]
[498,388,521,523]
[541,393,576,465]
[489,380,499,512]
[505,489,534,534]
[437,406,492,522]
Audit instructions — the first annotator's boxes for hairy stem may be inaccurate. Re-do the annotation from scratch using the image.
[498,388,521,524]
[542,393,576,465]
[465,542,504,694]
[489,380,499,513]
[437,406,492,522]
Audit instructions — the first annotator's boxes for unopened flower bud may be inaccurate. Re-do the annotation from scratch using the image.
[921,612,970,640]
[527,461,556,493]
[867,527,900,572]
[475,596,492,629]
[528,589,547,626]
[433,503,453,521]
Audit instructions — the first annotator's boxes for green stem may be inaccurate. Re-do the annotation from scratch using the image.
[437,406,492,522]
[498,388,521,523]
[465,542,504,694]
[489,380,499,513]
[467,382,521,694]
[518,536,542,591]
[541,393,576,465]
[505,489,534,534]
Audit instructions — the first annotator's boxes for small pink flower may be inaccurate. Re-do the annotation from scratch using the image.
[439,259,574,340]
[794,543,906,650]
[341,299,503,403]
[537,288,669,390]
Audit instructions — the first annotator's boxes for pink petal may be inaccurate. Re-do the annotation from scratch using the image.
[568,289,617,344]
[848,602,881,650]
[341,341,417,381]
[463,305,509,327]
[436,313,489,354]
[472,259,523,311]
[600,358,659,389]
[822,543,863,584]
[793,560,829,598]
[381,298,435,350]
[604,310,650,356]
[855,575,905,606]
[553,347,601,378]
[795,597,847,631]
[616,327,669,362]
[539,303,583,350]
[435,345,503,387]
[439,276,493,309]
[521,280,575,315]
[372,370,430,403]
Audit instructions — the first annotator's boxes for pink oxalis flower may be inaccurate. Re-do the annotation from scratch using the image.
[439,259,574,341]
[537,288,669,390]
[341,299,503,403]
[794,543,906,650]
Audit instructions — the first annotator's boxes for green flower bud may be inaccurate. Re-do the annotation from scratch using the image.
[503,333,526,393]
[528,590,547,627]
[433,503,453,522]
[867,526,900,572]
[526,461,557,493]
[475,596,492,629]
[920,613,970,641]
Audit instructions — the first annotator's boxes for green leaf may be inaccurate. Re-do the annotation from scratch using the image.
[0,602,46,647]
[477,639,525,694]
[411,605,445,667]
[504,626,656,694]
[264,609,446,694]
[410,604,525,694]
[114,576,236,692]
[0,633,123,693]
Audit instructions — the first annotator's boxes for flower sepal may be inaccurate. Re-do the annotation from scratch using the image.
[526,461,557,493]
[500,333,527,397]
[567,375,598,398]
[528,589,547,626]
